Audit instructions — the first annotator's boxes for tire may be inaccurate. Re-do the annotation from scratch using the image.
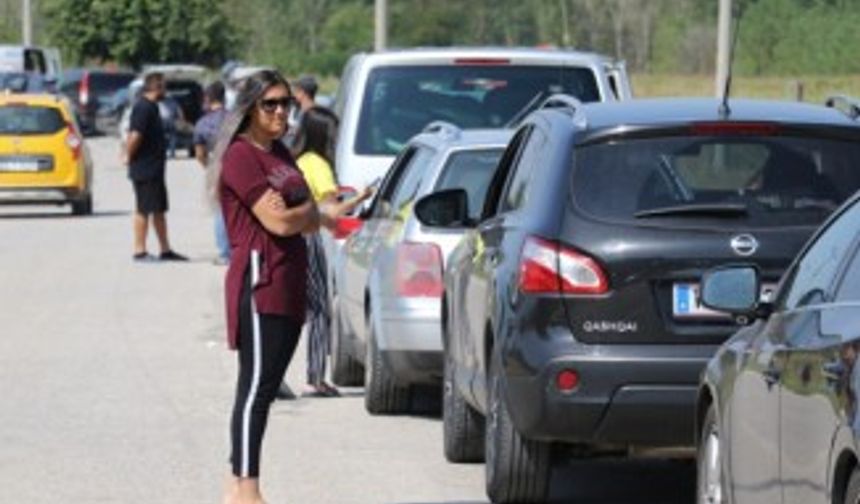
[330,295,364,387]
[443,347,485,463]
[846,468,860,504]
[364,317,410,415]
[485,350,551,504]
[697,404,725,504]
[71,194,93,216]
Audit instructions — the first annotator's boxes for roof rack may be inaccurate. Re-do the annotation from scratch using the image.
[423,121,462,140]
[540,94,582,113]
[825,95,860,120]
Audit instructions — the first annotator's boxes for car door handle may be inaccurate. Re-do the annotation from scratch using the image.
[822,361,846,384]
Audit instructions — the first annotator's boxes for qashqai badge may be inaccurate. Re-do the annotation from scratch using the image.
[730,234,759,257]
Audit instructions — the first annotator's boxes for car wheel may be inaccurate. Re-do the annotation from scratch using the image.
[443,346,485,463]
[330,295,364,387]
[364,317,410,415]
[71,194,93,216]
[844,468,860,504]
[697,404,725,504]
[485,350,551,503]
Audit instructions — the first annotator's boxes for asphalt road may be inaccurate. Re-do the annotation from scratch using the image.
[0,137,695,504]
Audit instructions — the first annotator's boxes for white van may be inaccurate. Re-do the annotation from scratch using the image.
[332,47,631,192]
[0,45,62,79]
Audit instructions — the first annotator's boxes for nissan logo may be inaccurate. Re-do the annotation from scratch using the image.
[731,234,759,257]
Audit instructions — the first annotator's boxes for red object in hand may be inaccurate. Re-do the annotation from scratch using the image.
[333,216,363,240]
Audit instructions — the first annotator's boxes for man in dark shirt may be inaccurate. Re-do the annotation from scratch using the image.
[125,72,187,262]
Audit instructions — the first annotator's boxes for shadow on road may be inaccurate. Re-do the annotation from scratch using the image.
[0,209,130,220]
[395,457,694,504]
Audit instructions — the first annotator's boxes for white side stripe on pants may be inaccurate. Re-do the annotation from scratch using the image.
[240,250,263,477]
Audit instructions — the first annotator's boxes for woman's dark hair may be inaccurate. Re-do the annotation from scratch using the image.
[210,70,292,201]
[295,107,339,171]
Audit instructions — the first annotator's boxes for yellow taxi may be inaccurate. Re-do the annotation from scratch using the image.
[0,93,93,215]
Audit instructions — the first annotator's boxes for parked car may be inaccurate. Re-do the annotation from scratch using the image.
[695,97,860,504]
[332,123,512,415]
[332,47,630,198]
[59,69,136,135]
[0,45,62,81]
[94,87,130,137]
[0,93,93,215]
[429,96,860,503]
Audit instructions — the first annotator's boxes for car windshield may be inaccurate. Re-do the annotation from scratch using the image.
[0,105,65,135]
[434,148,504,221]
[356,65,600,156]
[573,134,860,228]
[0,72,44,93]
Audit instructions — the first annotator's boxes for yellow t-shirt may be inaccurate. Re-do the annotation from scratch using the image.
[296,152,337,203]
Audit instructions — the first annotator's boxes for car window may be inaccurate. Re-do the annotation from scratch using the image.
[778,200,860,310]
[573,134,860,228]
[369,146,416,218]
[500,128,547,212]
[356,65,600,155]
[386,147,436,220]
[832,206,860,303]
[434,148,505,221]
[481,126,532,219]
[0,106,65,135]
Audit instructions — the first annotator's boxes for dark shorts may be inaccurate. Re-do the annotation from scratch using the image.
[132,178,168,215]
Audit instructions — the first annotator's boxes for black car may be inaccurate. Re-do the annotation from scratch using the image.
[696,194,860,503]
[59,69,136,135]
[417,96,860,503]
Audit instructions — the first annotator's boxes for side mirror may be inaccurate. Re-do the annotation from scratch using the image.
[700,265,761,316]
[414,189,471,228]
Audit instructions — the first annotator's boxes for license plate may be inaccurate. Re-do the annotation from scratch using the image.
[672,282,777,319]
[0,159,41,172]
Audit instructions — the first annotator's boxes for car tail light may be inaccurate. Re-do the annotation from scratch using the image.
[519,236,608,295]
[396,242,443,297]
[690,122,780,136]
[332,216,362,240]
[66,124,82,160]
[79,73,90,107]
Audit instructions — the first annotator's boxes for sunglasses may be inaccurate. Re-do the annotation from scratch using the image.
[258,97,295,114]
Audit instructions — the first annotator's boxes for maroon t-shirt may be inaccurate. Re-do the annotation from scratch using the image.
[219,137,310,349]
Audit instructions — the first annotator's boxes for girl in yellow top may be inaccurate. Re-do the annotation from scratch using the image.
[294,106,372,397]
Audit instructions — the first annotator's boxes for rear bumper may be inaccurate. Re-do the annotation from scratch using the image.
[376,298,443,385]
[0,187,84,205]
[503,338,715,448]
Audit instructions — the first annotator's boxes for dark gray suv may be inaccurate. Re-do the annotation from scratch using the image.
[418,96,860,503]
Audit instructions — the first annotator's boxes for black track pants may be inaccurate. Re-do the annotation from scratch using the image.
[229,257,301,478]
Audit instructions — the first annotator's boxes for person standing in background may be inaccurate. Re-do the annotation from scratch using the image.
[193,81,231,264]
[125,72,187,262]
[283,75,318,150]
[294,107,373,397]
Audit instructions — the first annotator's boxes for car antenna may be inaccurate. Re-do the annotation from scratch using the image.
[718,6,744,119]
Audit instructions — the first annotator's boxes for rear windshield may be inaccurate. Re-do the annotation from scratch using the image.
[356,65,600,155]
[434,148,504,221]
[90,73,135,95]
[0,106,65,135]
[573,135,860,228]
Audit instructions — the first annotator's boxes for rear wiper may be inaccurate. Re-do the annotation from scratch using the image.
[635,203,749,219]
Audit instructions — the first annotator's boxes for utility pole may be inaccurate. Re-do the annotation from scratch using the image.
[374,0,388,52]
[715,0,732,97]
[22,0,33,46]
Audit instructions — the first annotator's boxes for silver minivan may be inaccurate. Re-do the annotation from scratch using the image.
[331,124,513,414]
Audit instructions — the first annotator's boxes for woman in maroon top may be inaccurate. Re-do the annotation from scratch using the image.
[213,70,320,504]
